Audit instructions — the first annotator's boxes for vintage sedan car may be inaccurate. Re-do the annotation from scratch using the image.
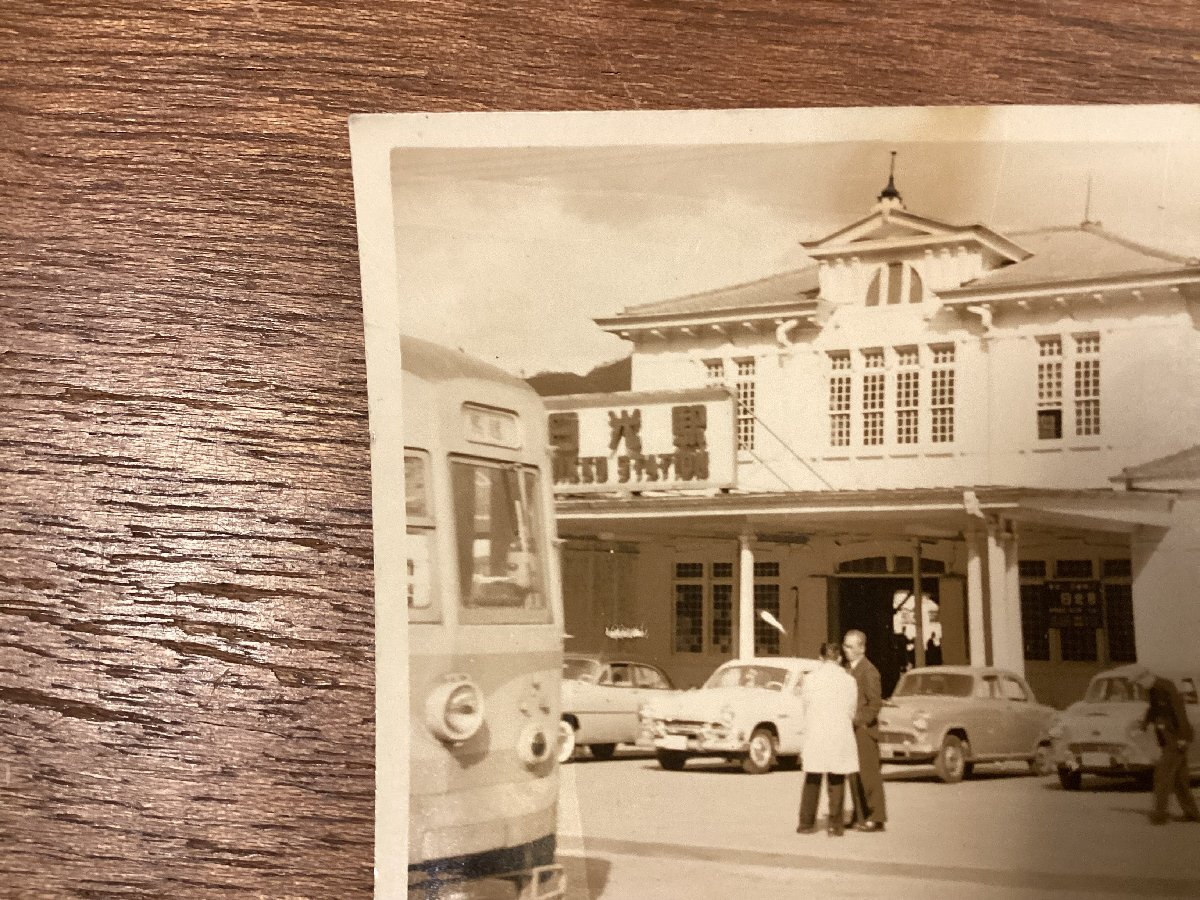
[876,666,1057,783]
[558,654,676,763]
[1048,664,1200,790]
[641,657,819,774]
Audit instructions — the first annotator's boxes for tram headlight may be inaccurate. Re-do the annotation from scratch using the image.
[426,679,485,743]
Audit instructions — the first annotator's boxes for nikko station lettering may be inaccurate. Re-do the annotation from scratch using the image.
[549,404,710,488]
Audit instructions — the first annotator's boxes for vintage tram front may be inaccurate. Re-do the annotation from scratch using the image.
[402,336,566,900]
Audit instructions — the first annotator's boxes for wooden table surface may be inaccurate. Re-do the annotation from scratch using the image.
[1,2,1196,896]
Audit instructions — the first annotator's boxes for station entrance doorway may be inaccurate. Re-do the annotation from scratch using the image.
[832,576,941,699]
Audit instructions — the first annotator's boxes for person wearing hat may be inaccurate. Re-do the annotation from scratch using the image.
[1135,667,1200,825]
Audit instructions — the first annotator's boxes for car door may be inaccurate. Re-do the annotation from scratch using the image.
[998,675,1041,755]
[778,670,806,755]
[968,674,1005,757]
[603,662,639,743]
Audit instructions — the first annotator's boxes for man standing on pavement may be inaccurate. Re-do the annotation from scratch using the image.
[1135,667,1200,825]
[843,629,887,832]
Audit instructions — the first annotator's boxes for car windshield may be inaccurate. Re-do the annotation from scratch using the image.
[704,664,790,689]
[1085,677,1147,703]
[894,672,974,697]
[563,658,602,683]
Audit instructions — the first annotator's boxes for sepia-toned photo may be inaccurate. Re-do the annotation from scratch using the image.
[350,105,1200,899]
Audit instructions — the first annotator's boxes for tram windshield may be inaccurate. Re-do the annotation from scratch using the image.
[451,460,551,624]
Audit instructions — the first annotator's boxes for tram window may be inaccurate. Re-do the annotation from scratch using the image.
[405,453,431,521]
[405,451,437,617]
[451,460,551,624]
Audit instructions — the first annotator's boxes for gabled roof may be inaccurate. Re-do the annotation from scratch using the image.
[1112,445,1200,485]
[801,210,1032,268]
[949,224,1196,293]
[598,267,819,326]
[802,209,960,248]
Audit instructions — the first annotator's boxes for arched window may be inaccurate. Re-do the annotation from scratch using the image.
[864,263,925,306]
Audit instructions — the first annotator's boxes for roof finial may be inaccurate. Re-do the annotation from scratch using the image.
[875,150,904,213]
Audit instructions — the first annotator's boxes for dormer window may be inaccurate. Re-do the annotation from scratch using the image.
[865,262,925,306]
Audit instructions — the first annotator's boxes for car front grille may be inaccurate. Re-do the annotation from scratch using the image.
[662,720,707,736]
[879,730,915,744]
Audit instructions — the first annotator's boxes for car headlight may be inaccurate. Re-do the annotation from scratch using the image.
[912,712,930,732]
[425,678,485,743]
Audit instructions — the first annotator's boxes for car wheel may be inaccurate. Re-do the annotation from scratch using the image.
[589,743,617,761]
[742,727,777,775]
[557,720,577,764]
[1057,766,1082,791]
[656,749,688,771]
[1029,744,1055,777]
[934,735,969,784]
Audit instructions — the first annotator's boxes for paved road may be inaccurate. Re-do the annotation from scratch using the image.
[557,750,1200,899]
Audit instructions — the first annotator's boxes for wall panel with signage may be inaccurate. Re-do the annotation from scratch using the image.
[546,388,736,494]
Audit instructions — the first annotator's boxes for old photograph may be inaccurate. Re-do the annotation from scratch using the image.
[350,105,1200,899]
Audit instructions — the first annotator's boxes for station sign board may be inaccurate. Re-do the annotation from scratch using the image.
[544,387,736,494]
[1044,580,1104,629]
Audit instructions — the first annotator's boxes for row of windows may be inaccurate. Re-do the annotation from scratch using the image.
[702,335,1099,455]
[827,345,955,447]
[706,358,756,451]
[673,560,781,655]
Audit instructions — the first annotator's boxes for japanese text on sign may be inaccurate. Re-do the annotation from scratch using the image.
[545,389,734,494]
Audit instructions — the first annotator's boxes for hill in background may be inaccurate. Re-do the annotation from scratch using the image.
[526,355,631,397]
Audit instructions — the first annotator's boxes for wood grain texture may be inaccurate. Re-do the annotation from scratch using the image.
[0,1,1196,897]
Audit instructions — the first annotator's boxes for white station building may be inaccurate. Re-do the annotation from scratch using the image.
[546,172,1200,707]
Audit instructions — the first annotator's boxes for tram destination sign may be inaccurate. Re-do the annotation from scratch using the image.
[544,387,736,494]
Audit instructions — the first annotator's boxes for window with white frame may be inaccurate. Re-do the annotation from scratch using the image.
[704,358,725,386]
[1074,334,1101,437]
[734,358,756,452]
[1036,337,1064,440]
[862,350,885,446]
[929,345,956,443]
[1034,333,1100,440]
[896,346,919,444]
[828,352,851,447]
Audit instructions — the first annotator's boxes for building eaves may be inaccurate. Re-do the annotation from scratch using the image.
[598,267,820,326]
[1111,444,1200,484]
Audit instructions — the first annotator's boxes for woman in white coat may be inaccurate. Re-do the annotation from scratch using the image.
[797,642,860,836]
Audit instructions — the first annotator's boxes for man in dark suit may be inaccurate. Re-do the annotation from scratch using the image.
[1136,668,1199,825]
[843,629,887,832]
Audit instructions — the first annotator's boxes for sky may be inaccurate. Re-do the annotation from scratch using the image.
[390,123,1200,377]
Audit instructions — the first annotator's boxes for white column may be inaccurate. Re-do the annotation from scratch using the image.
[986,520,1007,668]
[1003,525,1025,677]
[738,531,756,660]
[966,525,987,665]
